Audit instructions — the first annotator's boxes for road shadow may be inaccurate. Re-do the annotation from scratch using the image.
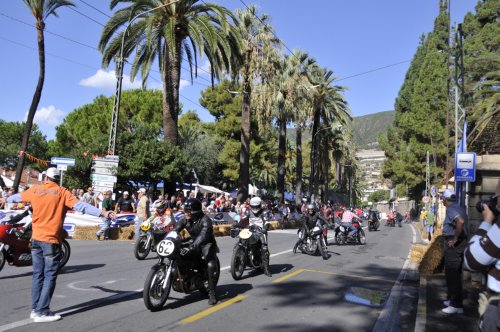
[231,263,294,280]
[164,283,254,310]
[60,264,106,274]
[0,270,32,280]
[60,287,142,317]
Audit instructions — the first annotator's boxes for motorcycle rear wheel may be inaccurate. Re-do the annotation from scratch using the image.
[231,246,246,280]
[0,251,5,272]
[134,236,151,260]
[143,264,172,311]
[59,240,71,269]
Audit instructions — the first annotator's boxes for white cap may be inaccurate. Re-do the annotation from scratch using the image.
[441,189,456,200]
[46,167,60,180]
[123,191,129,195]
[138,188,146,194]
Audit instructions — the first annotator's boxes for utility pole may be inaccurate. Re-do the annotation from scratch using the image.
[454,23,467,209]
[426,151,430,208]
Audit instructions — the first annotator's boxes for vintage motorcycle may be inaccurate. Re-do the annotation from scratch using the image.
[143,230,220,311]
[230,225,268,279]
[295,221,329,260]
[0,210,71,272]
[334,220,366,245]
[386,211,396,227]
[367,210,380,232]
[134,216,174,260]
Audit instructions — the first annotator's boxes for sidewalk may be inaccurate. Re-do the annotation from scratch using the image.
[415,273,482,332]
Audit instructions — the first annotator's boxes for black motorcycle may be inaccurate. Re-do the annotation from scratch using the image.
[230,226,267,279]
[143,230,220,311]
[367,210,380,232]
[294,221,329,260]
[335,220,366,245]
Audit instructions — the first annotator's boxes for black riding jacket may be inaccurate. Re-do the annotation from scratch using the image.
[301,214,327,232]
[173,214,216,251]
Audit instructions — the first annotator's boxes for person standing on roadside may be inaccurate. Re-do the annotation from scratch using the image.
[441,189,468,314]
[464,180,500,331]
[135,188,150,241]
[3,168,114,322]
[81,187,96,206]
[426,208,435,242]
[114,191,135,214]
[96,190,113,240]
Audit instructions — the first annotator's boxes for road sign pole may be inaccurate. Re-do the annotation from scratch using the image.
[60,170,64,187]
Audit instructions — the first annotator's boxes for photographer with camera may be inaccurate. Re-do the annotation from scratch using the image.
[464,180,500,331]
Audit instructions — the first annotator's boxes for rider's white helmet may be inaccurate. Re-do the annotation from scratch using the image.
[249,196,262,213]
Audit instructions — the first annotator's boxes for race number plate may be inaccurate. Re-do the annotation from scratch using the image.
[157,239,175,257]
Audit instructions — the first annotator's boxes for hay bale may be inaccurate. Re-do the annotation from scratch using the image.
[73,225,135,240]
[418,235,444,275]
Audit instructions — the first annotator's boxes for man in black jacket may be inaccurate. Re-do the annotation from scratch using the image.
[293,204,328,253]
[173,198,219,305]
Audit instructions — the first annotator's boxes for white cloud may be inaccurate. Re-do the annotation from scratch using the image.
[79,69,142,90]
[24,105,66,126]
[199,59,211,75]
[81,70,190,91]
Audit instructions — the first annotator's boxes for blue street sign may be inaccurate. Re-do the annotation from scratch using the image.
[455,152,476,182]
[431,186,437,196]
[51,157,76,166]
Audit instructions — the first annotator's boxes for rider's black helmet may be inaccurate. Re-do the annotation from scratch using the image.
[184,198,203,218]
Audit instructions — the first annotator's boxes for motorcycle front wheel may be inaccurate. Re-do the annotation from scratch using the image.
[59,239,71,269]
[0,251,5,272]
[319,237,329,260]
[143,263,172,311]
[335,233,344,246]
[134,236,151,260]
[358,229,366,245]
[231,246,246,280]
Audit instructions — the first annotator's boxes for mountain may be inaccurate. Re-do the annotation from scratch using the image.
[352,111,394,149]
[287,110,394,149]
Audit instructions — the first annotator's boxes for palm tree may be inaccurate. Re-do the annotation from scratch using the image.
[307,66,351,199]
[233,5,279,202]
[13,0,75,190]
[99,0,241,146]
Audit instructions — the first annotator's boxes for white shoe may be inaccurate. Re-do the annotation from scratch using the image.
[34,312,62,323]
[441,306,463,314]
[30,310,39,319]
[443,300,450,307]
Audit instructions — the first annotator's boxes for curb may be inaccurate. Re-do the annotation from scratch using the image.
[414,275,427,332]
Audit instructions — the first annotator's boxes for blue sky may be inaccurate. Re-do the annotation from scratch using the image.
[0,0,478,140]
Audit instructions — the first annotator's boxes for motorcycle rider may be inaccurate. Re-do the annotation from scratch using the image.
[293,204,328,253]
[236,196,272,277]
[172,198,219,305]
[340,206,363,240]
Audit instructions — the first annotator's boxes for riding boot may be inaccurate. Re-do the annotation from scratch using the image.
[208,290,217,305]
[207,259,218,305]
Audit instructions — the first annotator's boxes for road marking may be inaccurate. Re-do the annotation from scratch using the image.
[180,295,246,324]
[303,269,392,283]
[0,319,32,332]
[68,281,98,291]
[272,268,306,283]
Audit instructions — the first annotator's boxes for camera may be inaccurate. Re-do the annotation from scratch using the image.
[475,196,498,215]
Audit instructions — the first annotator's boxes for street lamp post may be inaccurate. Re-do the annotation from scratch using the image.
[108,0,180,155]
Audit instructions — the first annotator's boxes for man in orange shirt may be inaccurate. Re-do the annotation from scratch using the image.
[4,168,114,323]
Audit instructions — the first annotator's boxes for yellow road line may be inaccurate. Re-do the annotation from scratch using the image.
[303,269,391,283]
[272,268,306,283]
[180,295,246,324]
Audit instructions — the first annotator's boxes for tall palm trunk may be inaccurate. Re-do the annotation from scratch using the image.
[295,126,303,205]
[309,109,320,199]
[14,20,46,190]
[276,109,286,203]
[238,55,252,203]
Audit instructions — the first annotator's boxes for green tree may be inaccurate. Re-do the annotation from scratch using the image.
[233,5,279,202]
[13,0,75,190]
[0,120,48,170]
[368,190,390,203]
[99,0,241,146]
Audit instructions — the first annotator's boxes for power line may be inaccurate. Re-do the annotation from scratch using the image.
[334,59,412,82]
[68,6,105,27]
[78,0,112,18]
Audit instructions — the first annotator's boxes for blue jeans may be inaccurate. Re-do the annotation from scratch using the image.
[341,222,357,237]
[135,217,144,241]
[31,239,62,315]
[96,218,111,238]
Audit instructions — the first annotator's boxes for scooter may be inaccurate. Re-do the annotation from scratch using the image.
[0,210,71,272]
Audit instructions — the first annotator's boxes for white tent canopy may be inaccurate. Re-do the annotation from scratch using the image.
[194,184,229,195]
[249,184,260,196]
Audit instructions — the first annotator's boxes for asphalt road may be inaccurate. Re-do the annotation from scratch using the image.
[0,223,415,332]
